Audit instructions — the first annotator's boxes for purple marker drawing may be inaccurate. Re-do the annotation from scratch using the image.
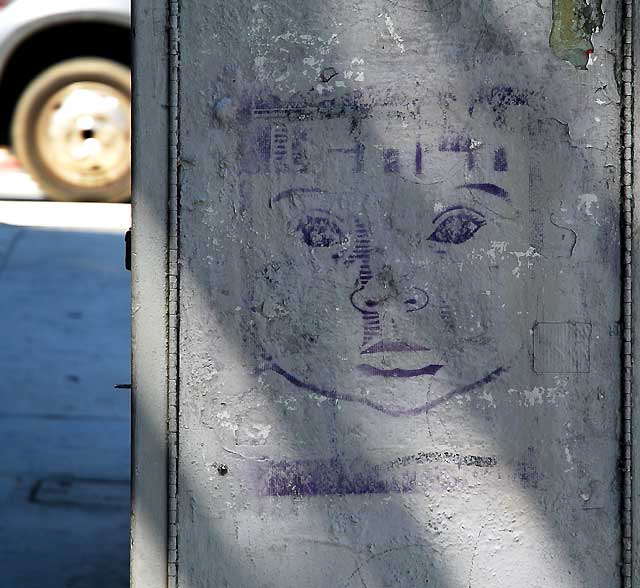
[383,148,400,174]
[428,207,487,245]
[439,134,476,170]
[457,183,510,200]
[270,187,323,206]
[239,125,271,175]
[265,363,507,417]
[415,142,423,176]
[494,146,508,171]
[259,186,511,416]
[328,142,365,173]
[296,214,346,248]
[468,86,530,127]
[292,127,309,173]
[273,125,289,173]
[257,125,271,162]
[356,364,443,378]
[256,451,498,497]
[258,458,417,497]
[349,221,380,346]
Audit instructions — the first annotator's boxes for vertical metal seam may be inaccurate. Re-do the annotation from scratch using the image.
[167,0,181,586]
[622,1,633,586]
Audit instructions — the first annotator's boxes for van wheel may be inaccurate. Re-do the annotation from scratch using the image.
[11,58,131,203]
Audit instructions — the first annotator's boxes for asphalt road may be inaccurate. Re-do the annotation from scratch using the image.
[0,195,131,587]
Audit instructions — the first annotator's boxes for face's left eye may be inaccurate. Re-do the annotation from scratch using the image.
[428,210,486,244]
[296,214,346,248]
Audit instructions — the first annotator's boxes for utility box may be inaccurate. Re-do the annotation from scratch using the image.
[131,1,638,586]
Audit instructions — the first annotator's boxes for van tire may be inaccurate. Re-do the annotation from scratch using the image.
[11,58,131,202]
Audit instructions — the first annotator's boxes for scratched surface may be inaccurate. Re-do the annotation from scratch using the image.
[174,0,621,585]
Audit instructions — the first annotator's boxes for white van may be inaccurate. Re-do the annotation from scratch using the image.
[0,0,130,202]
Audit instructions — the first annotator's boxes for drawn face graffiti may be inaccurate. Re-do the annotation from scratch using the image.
[235,104,534,416]
[246,146,526,416]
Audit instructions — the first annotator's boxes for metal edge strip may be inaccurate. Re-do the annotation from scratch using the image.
[167,0,181,586]
[623,0,633,585]
[130,0,170,585]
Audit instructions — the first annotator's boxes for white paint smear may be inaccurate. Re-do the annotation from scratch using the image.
[381,13,405,54]
[577,193,599,218]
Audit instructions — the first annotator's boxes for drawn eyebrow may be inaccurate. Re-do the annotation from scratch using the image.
[456,183,510,201]
[271,187,323,206]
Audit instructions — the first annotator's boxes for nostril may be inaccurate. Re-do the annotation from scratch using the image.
[404,288,429,313]
[365,300,378,307]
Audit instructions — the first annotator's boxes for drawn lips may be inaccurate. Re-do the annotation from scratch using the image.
[356,363,443,378]
[358,340,442,377]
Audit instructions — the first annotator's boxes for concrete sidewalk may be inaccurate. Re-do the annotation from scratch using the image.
[0,147,43,199]
[0,203,130,588]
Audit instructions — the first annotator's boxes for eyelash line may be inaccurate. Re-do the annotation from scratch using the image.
[432,205,485,224]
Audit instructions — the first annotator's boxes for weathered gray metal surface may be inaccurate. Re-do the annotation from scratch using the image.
[134,0,630,586]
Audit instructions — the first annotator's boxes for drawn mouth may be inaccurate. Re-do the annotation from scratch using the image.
[357,363,443,378]
[358,340,442,377]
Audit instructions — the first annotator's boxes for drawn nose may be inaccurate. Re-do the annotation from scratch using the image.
[350,267,428,314]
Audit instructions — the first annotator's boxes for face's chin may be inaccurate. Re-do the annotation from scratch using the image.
[263,351,505,417]
[255,313,510,416]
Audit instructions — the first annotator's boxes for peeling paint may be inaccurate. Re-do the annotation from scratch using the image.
[380,12,405,54]
[248,15,342,88]
[507,377,569,406]
[549,0,603,69]
[216,410,239,432]
[577,193,599,222]
[466,243,540,278]
[245,422,272,442]
[344,57,365,82]
[511,247,541,277]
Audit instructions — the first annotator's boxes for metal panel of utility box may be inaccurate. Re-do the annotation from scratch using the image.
[131,1,639,587]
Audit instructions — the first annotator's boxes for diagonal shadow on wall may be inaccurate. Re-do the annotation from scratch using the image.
[132,0,624,586]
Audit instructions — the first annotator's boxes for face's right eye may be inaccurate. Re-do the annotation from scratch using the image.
[295,214,346,248]
[428,209,486,245]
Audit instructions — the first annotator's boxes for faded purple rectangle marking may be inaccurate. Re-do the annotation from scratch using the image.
[240,125,271,175]
[329,143,365,173]
[494,146,508,171]
[257,125,271,161]
[239,90,374,122]
[256,449,498,497]
[273,125,289,173]
[292,127,309,173]
[415,142,423,175]
[439,134,475,169]
[258,458,416,497]
[383,148,400,174]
